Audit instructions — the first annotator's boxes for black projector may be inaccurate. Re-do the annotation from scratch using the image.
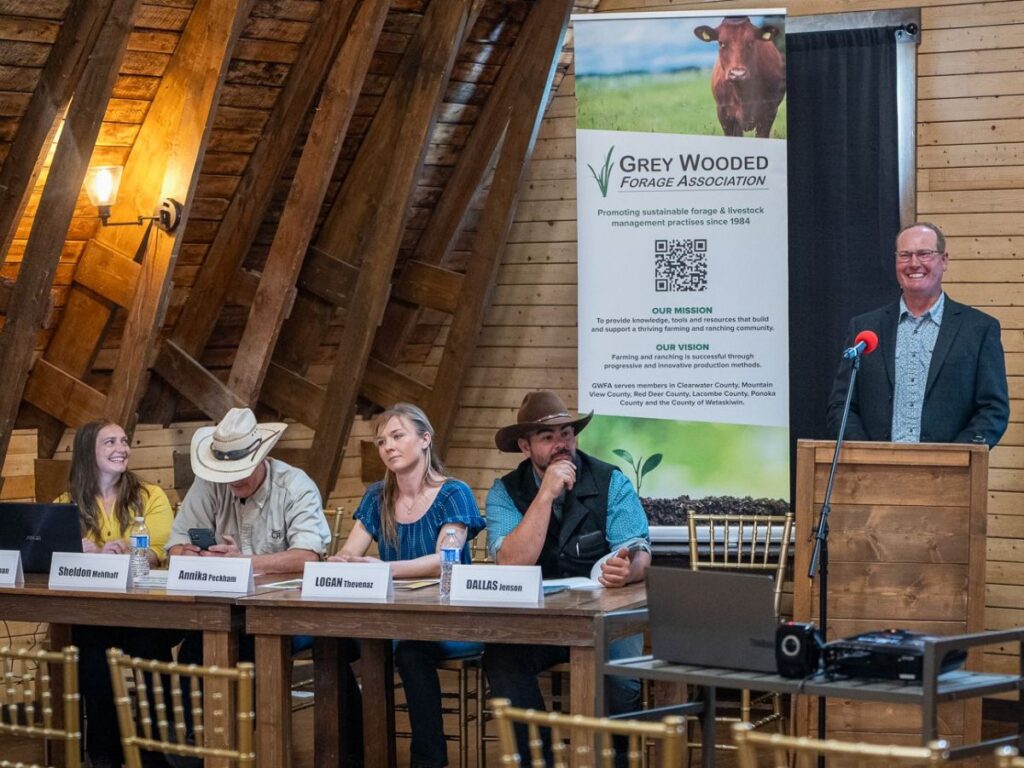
[822,629,967,682]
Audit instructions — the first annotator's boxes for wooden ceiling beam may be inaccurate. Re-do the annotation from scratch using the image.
[305,0,477,497]
[268,0,490,383]
[158,339,246,418]
[390,260,463,315]
[104,0,256,431]
[428,0,574,453]
[24,359,107,429]
[370,0,552,365]
[295,248,360,307]
[261,362,324,428]
[0,0,139,470]
[165,0,362,362]
[31,0,250,447]
[74,239,140,308]
[361,357,430,414]
[0,0,115,263]
[227,0,388,406]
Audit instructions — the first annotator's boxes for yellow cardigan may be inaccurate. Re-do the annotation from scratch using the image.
[57,482,174,564]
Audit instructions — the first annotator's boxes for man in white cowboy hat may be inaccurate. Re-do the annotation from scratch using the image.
[166,407,331,573]
[482,390,650,760]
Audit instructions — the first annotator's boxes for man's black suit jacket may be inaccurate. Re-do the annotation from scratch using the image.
[826,295,1009,447]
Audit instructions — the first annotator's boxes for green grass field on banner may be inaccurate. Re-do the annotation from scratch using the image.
[577,70,788,139]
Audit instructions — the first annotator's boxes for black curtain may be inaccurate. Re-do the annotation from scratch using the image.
[787,27,902,490]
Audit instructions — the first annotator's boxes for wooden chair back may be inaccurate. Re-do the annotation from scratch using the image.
[687,510,793,615]
[491,697,685,768]
[0,644,81,768]
[733,722,950,767]
[107,648,255,768]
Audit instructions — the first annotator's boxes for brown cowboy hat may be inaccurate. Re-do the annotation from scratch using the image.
[494,391,594,453]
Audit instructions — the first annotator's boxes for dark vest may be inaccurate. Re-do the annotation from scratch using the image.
[499,451,615,578]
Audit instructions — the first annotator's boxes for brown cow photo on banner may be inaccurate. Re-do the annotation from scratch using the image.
[694,16,786,138]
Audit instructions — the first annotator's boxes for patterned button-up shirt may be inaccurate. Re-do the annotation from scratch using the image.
[891,292,945,442]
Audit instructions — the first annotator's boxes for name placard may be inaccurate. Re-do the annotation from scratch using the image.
[302,561,392,600]
[0,550,24,587]
[449,564,542,605]
[49,553,130,591]
[166,555,255,594]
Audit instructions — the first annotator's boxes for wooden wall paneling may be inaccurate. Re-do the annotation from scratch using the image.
[304,0,477,497]
[0,0,140,478]
[371,0,553,365]
[2,431,38,502]
[226,0,388,405]
[0,0,114,264]
[427,0,574,453]
[103,0,257,431]
[162,0,361,367]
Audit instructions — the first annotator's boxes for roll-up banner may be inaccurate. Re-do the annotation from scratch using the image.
[573,10,789,508]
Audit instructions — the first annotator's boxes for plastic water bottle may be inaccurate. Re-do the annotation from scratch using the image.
[129,515,150,580]
[439,528,460,603]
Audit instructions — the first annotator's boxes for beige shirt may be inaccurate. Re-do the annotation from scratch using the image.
[168,458,330,556]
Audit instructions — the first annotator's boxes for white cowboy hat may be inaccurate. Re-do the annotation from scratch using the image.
[190,407,287,483]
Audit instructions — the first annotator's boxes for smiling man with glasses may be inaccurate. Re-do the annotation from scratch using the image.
[827,221,1009,447]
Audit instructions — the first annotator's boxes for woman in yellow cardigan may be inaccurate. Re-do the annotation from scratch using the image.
[58,421,173,564]
[59,421,179,768]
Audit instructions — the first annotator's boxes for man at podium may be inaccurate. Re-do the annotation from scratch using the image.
[827,221,1009,447]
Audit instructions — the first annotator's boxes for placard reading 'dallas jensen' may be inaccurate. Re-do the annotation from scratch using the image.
[166,555,254,594]
[301,561,392,600]
[449,564,543,605]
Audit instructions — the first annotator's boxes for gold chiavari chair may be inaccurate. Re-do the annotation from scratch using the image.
[687,509,793,749]
[997,746,1024,767]
[328,504,347,558]
[733,722,950,767]
[107,648,254,768]
[0,645,81,768]
[491,697,685,768]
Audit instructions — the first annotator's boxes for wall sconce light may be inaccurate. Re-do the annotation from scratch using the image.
[84,165,183,232]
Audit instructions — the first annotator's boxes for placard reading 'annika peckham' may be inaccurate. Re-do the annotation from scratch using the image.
[166,555,254,594]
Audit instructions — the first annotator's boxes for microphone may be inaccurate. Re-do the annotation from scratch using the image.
[843,330,879,360]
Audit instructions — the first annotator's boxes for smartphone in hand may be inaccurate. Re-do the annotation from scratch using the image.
[187,527,217,551]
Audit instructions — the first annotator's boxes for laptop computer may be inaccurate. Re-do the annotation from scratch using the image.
[0,502,83,573]
[647,567,779,673]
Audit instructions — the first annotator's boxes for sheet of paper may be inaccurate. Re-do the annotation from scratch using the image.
[543,576,603,591]
[263,578,304,589]
[394,579,439,590]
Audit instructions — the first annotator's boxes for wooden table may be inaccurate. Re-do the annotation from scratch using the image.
[243,582,647,768]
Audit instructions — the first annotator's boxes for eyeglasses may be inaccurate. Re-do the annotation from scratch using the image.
[896,249,943,263]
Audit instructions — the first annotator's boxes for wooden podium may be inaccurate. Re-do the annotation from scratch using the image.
[793,439,989,748]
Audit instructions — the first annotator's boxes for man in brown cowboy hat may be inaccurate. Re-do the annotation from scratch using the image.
[483,390,650,759]
[166,407,331,574]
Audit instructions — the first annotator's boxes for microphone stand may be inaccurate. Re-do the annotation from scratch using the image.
[808,349,861,762]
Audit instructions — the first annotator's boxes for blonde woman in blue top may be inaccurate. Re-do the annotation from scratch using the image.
[331,403,484,768]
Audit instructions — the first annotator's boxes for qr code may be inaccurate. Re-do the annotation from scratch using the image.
[654,238,708,292]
